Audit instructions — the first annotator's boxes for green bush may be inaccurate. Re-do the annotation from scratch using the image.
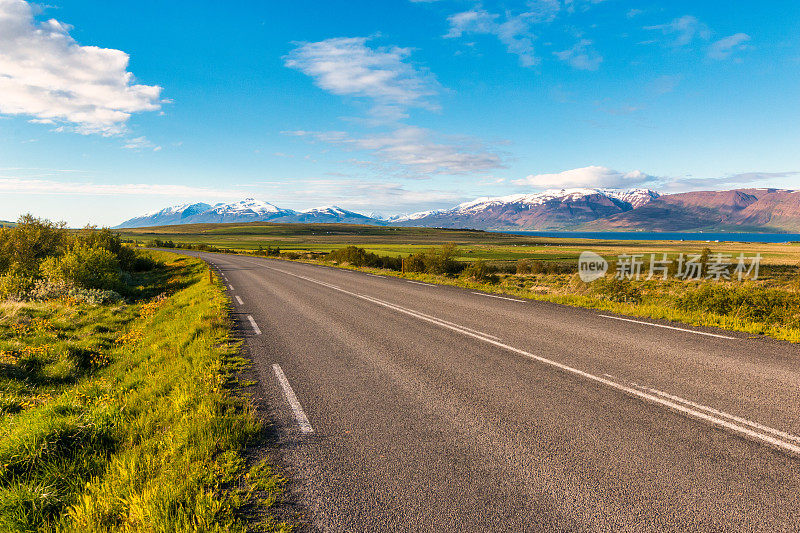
[0,215,68,275]
[325,246,402,270]
[677,284,800,327]
[404,243,461,275]
[461,260,499,283]
[0,264,35,301]
[590,277,642,303]
[40,245,121,291]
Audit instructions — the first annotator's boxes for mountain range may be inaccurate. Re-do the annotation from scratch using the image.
[115,199,378,228]
[115,188,800,232]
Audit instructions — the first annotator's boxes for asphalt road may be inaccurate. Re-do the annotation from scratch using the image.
[186,251,800,531]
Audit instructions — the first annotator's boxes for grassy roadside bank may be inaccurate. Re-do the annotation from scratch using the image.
[194,246,800,344]
[0,250,291,531]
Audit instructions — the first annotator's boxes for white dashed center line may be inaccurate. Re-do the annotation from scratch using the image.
[273,364,314,433]
[246,315,262,335]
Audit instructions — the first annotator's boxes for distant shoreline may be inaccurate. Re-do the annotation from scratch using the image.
[499,231,800,243]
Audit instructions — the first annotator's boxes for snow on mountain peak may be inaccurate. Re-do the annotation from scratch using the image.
[141,202,211,218]
[208,198,286,216]
[301,205,350,216]
[454,188,658,213]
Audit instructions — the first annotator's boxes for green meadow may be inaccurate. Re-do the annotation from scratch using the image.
[118,221,800,266]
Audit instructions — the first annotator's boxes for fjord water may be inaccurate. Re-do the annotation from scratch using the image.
[504,231,800,243]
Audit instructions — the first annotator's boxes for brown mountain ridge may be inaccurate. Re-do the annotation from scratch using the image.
[581,188,800,232]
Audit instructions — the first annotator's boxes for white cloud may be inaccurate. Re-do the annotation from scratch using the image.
[554,39,602,70]
[564,0,607,13]
[287,126,503,175]
[123,136,161,151]
[661,171,798,191]
[708,33,751,60]
[284,37,440,120]
[0,177,246,197]
[445,8,541,67]
[645,15,711,47]
[282,178,465,210]
[0,0,163,135]
[513,166,657,188]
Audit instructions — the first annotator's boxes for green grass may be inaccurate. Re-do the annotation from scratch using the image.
[0,251,291,532]
[118,222,800,266]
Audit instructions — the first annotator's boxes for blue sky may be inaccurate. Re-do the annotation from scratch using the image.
[0,0,799,226]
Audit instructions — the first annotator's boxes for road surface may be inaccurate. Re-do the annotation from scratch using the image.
[185,251,800,531]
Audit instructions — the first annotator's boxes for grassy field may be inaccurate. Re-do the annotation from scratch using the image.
[0,250,291,532]
[120,222,800,343]
[118,221,800,266]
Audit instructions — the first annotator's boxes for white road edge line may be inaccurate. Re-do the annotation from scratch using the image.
[235,295,244,305]
[472,291,525,303]
[630,382,800,444]
[245,259,800,456]
[598,314,737,340]
[366,273,381,277]
[406,280,433,286]
[246,315,262,335]
[228,284,234,290]
[272,364,314,434]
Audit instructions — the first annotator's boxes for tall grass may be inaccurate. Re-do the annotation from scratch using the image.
[0,252,290,531]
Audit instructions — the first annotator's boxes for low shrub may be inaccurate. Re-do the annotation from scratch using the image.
[461,260,499,283]
[325,246,402,270]
[405,243,461,275]
[40,245,122,292]
[677,284,800,328]
[590,277,642,303]
[0,265,35,301]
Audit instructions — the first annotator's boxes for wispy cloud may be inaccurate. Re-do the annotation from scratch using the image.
[123,136,161,151]
[0,177,246,197]
[645,15,711,47]
[554,39,603,70]
[285,126,503,176]
[284,37,440,121]
[444,8,543,67]
[662,171,798,191]
[708,33,751,60]
[649,74,682,95]
[276,178,465,211]
[0,0,163,135]
[513,166,657,188]
[442,1,610,69]
[511,166,798,192]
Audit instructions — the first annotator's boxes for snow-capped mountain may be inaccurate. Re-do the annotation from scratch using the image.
[283,206,385,225]
[114,188,800,232]
[115,202,212,228]
[115,189,660,230]
[115,200,385,228]
[386,209,447,223]
[391,188,661,230]
[199,198,295,223]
